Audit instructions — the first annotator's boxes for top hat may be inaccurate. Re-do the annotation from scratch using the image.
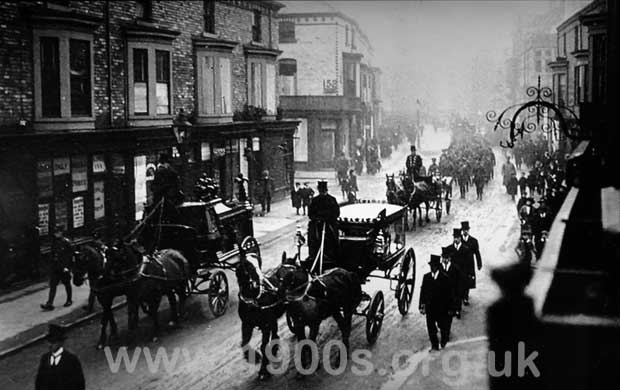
[429,254,441,265]
[452,228,461,237]
[441,246,452,257]
[46,324,67,343]
[317,180,328,191]
[410,145,416,151]
[460,221,470,230]
[491,262,532,292]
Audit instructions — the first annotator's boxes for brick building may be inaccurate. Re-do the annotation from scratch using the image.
[0,0,297,285]
[275,3,382,169]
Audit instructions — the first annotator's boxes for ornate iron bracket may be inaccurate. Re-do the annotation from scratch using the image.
[486,76,587,148]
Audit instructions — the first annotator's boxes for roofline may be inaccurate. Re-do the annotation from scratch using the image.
[277,11,372,51]
[556,0,604,32]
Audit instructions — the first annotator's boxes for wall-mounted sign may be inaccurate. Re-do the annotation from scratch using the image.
[72,156,88,192]
[93,154,106,173]
[93,181,105,220]
[37,159,53,198]
[38,203,50,236]
[53,157,70,176]
[323,79,337,94]
[73,196,84,228]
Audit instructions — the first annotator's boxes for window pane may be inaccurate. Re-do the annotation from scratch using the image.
[203,56,215,114]
[266,63,276,113]
[133,49,148,114]
[40,37,61,117]
[219,57,231,114]
[204,0,215,33]
[251,62,262,107]
[70,39,91,116]
[156,50,170,114]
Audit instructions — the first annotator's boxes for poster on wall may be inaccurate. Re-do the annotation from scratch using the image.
[73,196,84,228]
[55,200,68,232]
[53,157,70,176]
[38,203,50,236]
[93,154,106,173]
[37,159,53,198]
[201,142,211,161]
[93,181,105,220]
[134,156,147,221]
[72,156,88,192]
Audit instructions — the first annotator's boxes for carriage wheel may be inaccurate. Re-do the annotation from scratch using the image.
[286,312,296,334]
[240,236,262,269]
[435,198,443,222]
[396,248,416,315]
[208,271,229,317]
[366,291,384,344]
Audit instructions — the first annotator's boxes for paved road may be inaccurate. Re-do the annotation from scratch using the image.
[0,128,522,390]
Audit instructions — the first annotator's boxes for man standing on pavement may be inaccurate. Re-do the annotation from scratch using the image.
[419,254,453,351]
[446,227,470,318]
[440,246,462,339]
[36,324,85,390]
[258,170,275,215]
[307,180,340,269]
[41,232,73,311]
[460,221,482,305]
[300,182,314,216]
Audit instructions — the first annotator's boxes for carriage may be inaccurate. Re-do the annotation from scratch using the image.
[136,197,261,317]
[289,200,416,344]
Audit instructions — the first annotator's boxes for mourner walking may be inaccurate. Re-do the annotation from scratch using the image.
[440,246,463,331]
[307,180,340,268]
[35,324,85,390]
[419,254,454,351]
[446,227,471,318]
[460,221,482,305]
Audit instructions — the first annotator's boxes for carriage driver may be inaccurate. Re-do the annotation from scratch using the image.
[307,180,340,269]
[406,145,423,181]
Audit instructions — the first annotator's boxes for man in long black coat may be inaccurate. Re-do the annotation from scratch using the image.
[152,153,182,206]
[440,246,463,337]
[308,180,340,269]
[446,227,471,316]
[36,324,85,390]
[40,233,73,311]
[405,145,423,181]
[419,254,453,351]
[461,221,482,305]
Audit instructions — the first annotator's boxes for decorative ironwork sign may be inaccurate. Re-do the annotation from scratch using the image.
[486,76,587,148]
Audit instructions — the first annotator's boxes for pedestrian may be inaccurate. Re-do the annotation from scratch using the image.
[440,246,463,331]
[460,221,482,305]
[258,170,274,215]
[419,254,453,351]
[501,157,516,192]
[518,172,528,197]
[36,323,85,390]
[347,169,358,202]
[507,172,519,201]
[41,232,73,311]
[234,173,248,203]
[445,227,470,318]
[291,182,302,215]
[300,182,314,216]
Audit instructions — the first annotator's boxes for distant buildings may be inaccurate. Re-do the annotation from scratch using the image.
[276,3,382,169]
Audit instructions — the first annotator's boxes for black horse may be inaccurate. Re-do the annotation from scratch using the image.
[72,241,189,349]
[234,252,286,381]
[279,254,362,374]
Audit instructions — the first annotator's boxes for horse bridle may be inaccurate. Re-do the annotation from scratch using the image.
[238,259,281,310]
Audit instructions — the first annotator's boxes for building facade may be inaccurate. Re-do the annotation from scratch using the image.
[0,0,297,286]
[276,5,382,169]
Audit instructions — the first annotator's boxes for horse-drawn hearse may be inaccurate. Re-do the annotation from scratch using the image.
[385,171,452,229]
[285,200,416,344]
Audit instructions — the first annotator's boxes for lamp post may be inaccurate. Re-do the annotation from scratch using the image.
[172,108,193,194]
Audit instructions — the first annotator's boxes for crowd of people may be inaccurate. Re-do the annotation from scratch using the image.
[419,221,483,351]
[437,134,496,201]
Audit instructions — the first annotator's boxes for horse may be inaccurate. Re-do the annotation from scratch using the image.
[75,243,105,313]
[278,255,362,375]
[401,174,433,228]
[72,241,189,349]
[234,252,286,381]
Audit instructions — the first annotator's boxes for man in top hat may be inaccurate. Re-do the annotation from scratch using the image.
[446,227,471,313]
[307,180,340,267]
[440,246,463,328]
[419,254,453,351]
[405,145,423,181]
[460,221,482,305]
[36,324,85,390]
[152,153,182,206]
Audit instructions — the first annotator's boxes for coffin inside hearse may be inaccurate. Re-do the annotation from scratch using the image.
[526,141,620,389]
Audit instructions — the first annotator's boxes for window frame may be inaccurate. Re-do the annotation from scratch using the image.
[127,41,174,123]
[252,10,262,43]
[195,50,234,119]
[32,29,95,128]
[247,58,277,114]
[278,21,296,43]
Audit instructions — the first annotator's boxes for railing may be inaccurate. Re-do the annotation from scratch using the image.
[279,96,362,112]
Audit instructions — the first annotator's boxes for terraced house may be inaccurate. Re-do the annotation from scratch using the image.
[0,0,297,287]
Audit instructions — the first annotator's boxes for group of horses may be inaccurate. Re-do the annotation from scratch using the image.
[385,172,447,229]
[71,239,362,380]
